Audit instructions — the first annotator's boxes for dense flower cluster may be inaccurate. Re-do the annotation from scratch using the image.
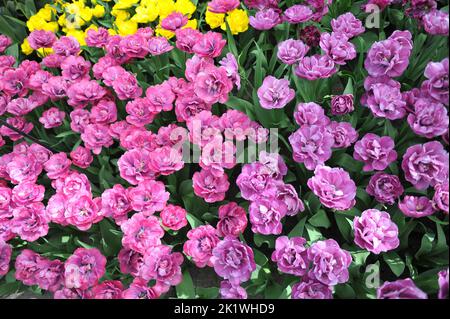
[0,0,448,300]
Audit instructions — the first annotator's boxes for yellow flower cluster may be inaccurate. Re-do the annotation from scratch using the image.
[205,8,249,35]
[22,0,249,55]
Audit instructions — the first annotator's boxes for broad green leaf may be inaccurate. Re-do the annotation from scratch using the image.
[383,252,405,277]
[176,270,196,299]
[308,210,331,229]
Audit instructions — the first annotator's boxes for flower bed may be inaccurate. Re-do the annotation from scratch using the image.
[0,0,448,299]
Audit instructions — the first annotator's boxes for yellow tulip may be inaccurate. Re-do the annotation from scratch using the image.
[21,39,33,55]
[221,9,249,35]
[205,10,225,29]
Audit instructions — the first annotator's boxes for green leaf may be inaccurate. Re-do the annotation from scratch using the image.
[196,287,219,299]
[335,214,354,242]
[186,213,203,229]
[308,210,331,229]
[254,233,276,248]
[383,252,405,277]
[343,77,354,95]
[305,223,323,243]
[335,284,356,299]
[351,250,371,266]
[176,270,196,299]
[99,219,122,256]
[224,95,256,119]
[55,131,78,138]
[254,248,269,267]
[415,232,435,259]
[288,216,307,238]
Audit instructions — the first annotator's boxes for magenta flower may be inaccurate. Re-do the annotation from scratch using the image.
[366,172,404,205]
[236,162,277,201]
[275,183,304,216]
[277,39,309,65]
[44,153,71,180]
[11,181,45,206]
[35,258,64,292]
[353,133,397,171]
[149,146,184,176]
[399,196,435,218]
[61,55,91,81]
[401,141,449,190]
[307,165,356,211]
[365,82,407,120]
[377,278,428,299]
[122,278,162,299]
[160,204,188,231]
[0,239,12,277]
[86,28,109,48]
[14,249,44,286]
[184,225,220,268]
[81,123,113,155]
[295,55,337,80]
[121,213,164,254]
[217,202,248,237]
[293,102,330,127]
[27,30,56,49]
[194,65,233,104]
[307,239,352,286]
[364,30,412,78]
[211,237,256,285]
[65,194,102,231]
[422,58,449,105]
[161,12,188,31]
[291,279,333,299]
[117,148,154,185]
[67,80,107,108]
[101,184,131,225]
[193,168,230,203]
[271,236,309,276]
[128,180,169,215]
[257,76,295,109]
[68,148,93,169]
[112,72,143,101]
[64,248,106,290]
[331,94,354,115]
[39,107,65,129]
[118,247,145,278]
[208,0,240,13]
[141,245,183,287]
[219,53,241,90]
[171,29,198,53]
[407,98,448,138]
[327,121,358,149]
[289,125,334,170]
[283,5,313,23]
[258,151,288,180]
[6,152,42,184]
[92,280,124,299]
[249,198,287,235]
[244,0,279,10]
[423,10,449,36]
[438,268,449,299]
[0,35,12,53]
[433,181,449,214]
[146,36,173,55]
[193,31,226,58]
[319,32,356,65]
[249,8,282,30]
[220,280,248,299]
[354,209,399,254]
[331,12,365,39]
